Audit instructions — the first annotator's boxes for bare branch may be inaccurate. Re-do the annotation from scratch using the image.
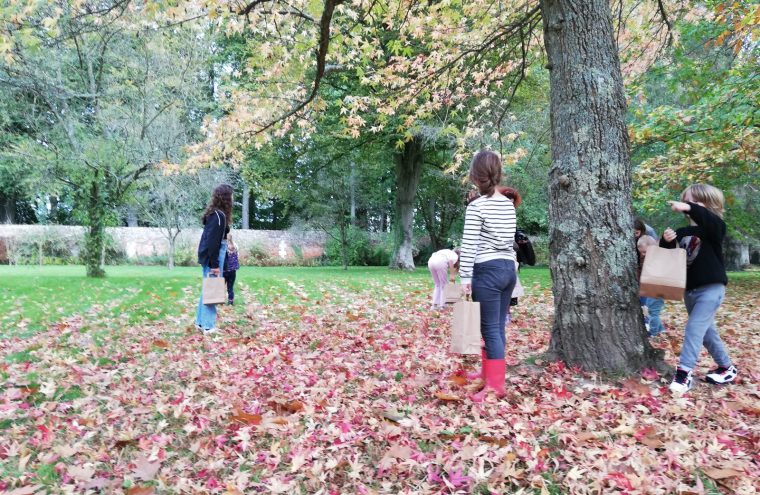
[238,0,345,137]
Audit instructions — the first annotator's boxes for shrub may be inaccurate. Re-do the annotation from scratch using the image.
[324,227,391,266]
[10,230,85,265]
[530,235,549,266]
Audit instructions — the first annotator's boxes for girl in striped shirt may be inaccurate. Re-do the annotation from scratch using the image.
[460,150,517,401]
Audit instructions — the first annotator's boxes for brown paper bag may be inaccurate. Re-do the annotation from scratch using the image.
[443,283,463,304]
[450,297,481,355]
[639,245,686,300]
[202,276,227,305]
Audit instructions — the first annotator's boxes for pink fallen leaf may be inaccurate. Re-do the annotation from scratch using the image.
[67,465,95,482]
[132,456,161,481]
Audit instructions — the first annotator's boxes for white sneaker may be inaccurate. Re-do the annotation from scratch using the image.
[705,365,738,384]
[669,368,693,394]
[202,327,217,335]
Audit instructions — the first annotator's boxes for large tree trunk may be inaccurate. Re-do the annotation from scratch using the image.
[49,196,59,222]
[168,234,176,270]
[85,172,106,278]
[541,0,662,373]
[126,205,138,227]
[3,195,15,224]
[350,163,357,226]
[389,137,424,270]
[242,182,250,229]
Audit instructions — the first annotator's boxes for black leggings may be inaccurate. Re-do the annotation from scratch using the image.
[223,271,236,302]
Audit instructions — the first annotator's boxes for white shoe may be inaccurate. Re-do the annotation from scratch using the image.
[705,365,738,384]
[669,368,693,394]
[202,327,217,335]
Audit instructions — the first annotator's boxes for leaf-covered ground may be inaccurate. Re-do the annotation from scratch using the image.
[0,267,758,494]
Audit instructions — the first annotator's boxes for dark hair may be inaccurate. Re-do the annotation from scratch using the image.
[497,186,522,208]
[202,184,233,225]
[633,218,646,237]
[469,150,502,197]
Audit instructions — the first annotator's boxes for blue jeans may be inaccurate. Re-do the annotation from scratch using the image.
[195,241,227,330]
[644,297,665,336]
[471,259,516,360]
[679,283,732,371]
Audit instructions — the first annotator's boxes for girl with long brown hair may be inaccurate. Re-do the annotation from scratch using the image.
[195,184,233,334]
[459,150,517,401]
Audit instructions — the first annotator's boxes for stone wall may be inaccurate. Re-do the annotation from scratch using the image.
[0,225,326,263]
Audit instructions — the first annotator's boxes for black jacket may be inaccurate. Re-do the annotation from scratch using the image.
[197,210,227,269]
[514,229,536,267]
[659,202,727,290]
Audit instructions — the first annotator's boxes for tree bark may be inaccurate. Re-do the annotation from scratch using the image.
[541,0,663,373]
[242,182,250,229]
[350,163,357,226]
[85,172,106,278]
[126,205,138,227]
[168,234,176,270]
[389,137,424,270]
[3,195,15,224]
[723,235,748,271]
[49,196,59,222]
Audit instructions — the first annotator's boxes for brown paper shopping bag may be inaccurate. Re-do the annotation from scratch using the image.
[443,283,463,304]
[202,275,227,305]
[450,296,481,355]
[639,245,687,300]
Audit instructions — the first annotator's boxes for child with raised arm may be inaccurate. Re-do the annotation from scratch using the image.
[660,184,737,394]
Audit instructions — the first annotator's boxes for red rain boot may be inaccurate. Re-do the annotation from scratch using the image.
[466,348,487,381]
[470,359,506,402]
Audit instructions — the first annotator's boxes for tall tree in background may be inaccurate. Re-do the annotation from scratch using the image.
[0,3,213,276]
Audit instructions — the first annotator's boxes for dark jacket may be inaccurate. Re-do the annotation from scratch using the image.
[197,210,227,269]
[659,202,727,290]
[514,229,536,267]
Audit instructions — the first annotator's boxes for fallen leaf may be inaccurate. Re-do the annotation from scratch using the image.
[230,409,261,426]
[702,467,743,480]
[68,464,95,482]
[126,487,156,495]
[132,456,161,481]
[621,378,650,395]
[381,411,405,423]
[152,339,169,348]
[2,486,43,495]
[435,392,462,401]
[114,438,138,450]
[575,431,599,443]
[447,374,468,386]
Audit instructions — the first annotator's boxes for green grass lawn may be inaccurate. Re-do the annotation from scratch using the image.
[0,264,551,337]
[2,263,750,339]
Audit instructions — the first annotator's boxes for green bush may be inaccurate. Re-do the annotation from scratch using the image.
[324,227,391,266]
[173,243,196,267]
[12,233,83,265]
[530,235,549,266]
[240,242,271,266]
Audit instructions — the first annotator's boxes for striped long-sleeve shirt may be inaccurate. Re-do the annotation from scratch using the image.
[459,195,516,284]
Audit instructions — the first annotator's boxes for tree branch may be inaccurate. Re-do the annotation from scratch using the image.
[238,0,345,137]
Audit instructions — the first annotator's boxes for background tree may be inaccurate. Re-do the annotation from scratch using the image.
[0,3,213,276]
[137,172,203,269]
[629,0,759,269]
